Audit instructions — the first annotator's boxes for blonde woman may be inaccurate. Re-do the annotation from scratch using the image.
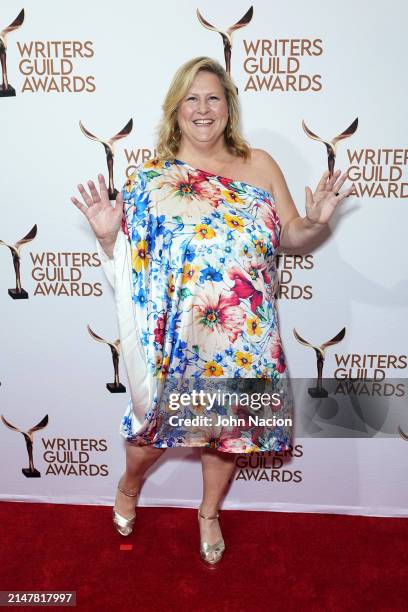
[71,56,352,565]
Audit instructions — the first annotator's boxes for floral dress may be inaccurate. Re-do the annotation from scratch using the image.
[117,158,294,453]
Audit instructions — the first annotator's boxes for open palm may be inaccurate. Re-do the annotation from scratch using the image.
[70,174,123,242]
[305,169,353,226]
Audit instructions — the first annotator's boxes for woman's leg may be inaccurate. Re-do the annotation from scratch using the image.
[199,447,237,546]
[114,444,166,518]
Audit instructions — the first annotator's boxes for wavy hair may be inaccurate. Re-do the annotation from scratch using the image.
[155,56,250,161]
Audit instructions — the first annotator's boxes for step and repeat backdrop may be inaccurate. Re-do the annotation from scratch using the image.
[1,0,407,516]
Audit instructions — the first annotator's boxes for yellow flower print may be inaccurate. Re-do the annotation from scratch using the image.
[223,213,245,232]
[167,273,176,298]
[244,446,261,454]
[182,263,200,285]
[194,223,216,240]
[253,238,267,255]
[145,158,164,170]
[246,316,262,336]
[124,172,136,192]
[158,355,171,380]
[257,368,272,381]
[204,360,224,377]
[222,189,244,206]
[132,240,149,272]
[236,351,253,370]
[190,401,209,416]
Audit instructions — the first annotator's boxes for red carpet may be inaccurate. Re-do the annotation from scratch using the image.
[0,501,407,611]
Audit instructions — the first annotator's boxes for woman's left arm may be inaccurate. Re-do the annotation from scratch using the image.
[260,151,353,254]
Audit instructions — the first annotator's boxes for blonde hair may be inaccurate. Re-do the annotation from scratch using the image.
[155,56,250,161]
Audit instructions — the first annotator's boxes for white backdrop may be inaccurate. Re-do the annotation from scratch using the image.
[1,0,407,517]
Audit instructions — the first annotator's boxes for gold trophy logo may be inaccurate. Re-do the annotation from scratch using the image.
[0,8,25,97]
[87,324,126,393]
[0,224,37,299]
[196,6,253,76]
[302,118,358,177]
[398,426,408,441]
[294,327,346,397]
[79,118,133,200]
[1,414,48,477]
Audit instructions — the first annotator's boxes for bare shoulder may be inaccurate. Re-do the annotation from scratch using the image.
[248,148,285,194]
[250,148,281,173]
[248,148,300,231]
[250,147,274,164]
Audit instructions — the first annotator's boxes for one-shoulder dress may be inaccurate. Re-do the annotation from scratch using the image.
[96,158,294,453]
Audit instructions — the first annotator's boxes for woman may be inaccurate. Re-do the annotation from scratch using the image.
[71,56,352,565]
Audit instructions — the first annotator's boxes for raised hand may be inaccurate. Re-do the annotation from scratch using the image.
[70,174,123,244]
[305,169,353,226]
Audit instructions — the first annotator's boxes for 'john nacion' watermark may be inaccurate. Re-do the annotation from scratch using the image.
[168,413,293,427]
[167,390,293,428]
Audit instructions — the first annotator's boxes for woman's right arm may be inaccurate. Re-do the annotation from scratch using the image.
[70,174,124,259]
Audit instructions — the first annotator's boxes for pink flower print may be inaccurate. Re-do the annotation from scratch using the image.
[227,266,263,314]
[270,335,286,373]
[191,284,246,349]
[153,313,167,346]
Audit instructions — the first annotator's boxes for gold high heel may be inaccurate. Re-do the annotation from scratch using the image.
[112,483,139,536]
[198,507,225,566]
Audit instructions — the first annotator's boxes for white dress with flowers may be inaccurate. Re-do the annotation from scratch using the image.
[97,158,294,453]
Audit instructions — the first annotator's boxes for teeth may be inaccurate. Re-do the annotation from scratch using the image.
[194,120,213,124]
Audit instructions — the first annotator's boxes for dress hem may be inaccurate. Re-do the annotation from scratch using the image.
[120,432,292,454]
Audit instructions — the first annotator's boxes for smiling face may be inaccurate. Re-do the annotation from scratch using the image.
[176,70,229,150]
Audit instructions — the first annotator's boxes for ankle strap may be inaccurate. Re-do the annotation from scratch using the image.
[118,485,139,497]
[198,508,220,520]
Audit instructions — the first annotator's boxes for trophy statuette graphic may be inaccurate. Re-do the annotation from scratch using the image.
[0,8,25,97]
[0,224,37,298]
[196,6,253,76]
[294,327,346,397]
[87,324,126,393]
[302,118,358,178]
[1,414,48,477]
[79,118,133,200]
[398,426,408,441]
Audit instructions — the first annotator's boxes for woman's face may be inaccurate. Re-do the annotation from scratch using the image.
[176,70,229,148]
